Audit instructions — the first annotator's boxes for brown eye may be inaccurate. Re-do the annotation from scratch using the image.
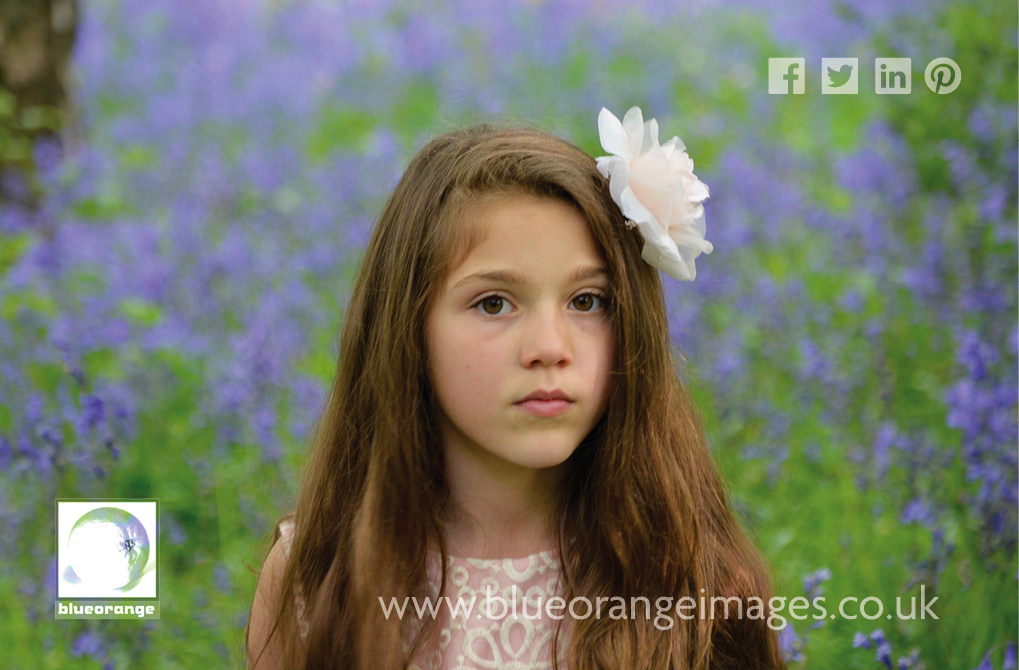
[478,296,507,315]
[572,293,606,312]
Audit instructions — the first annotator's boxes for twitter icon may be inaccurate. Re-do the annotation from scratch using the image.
[822,58,858,94]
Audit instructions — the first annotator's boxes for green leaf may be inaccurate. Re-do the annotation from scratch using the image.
[0,404,12,433]
[25,361,65,395]
[391,81,439,143]
[0,232,32,275]
[307,104,377,162]
[0,89,15,118]
[120,298,163,326]
[72,192,131,219]
[19,106,62,132]
[826,95,873,151]
[84,348,122,380]
[119,144,159,171]
[296,350,336,382]
[0,291,58,320]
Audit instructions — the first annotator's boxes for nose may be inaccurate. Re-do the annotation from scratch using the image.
[519,301,573,368]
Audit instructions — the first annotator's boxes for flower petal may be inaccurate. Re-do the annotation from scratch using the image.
[684,178,709,203]
[661,135,687,155]
[617,184,658,232]
[622,107,645,157]
[642,117,660,155]
[670,228,714,255]
[640,238,693,281]
[598,108,630,159]
[601,157,629,203]
[627,167,679,230]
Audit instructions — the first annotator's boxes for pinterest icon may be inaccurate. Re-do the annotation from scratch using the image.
[925,57,961,94]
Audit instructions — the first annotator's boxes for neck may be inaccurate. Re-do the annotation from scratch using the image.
[441,433,565,559]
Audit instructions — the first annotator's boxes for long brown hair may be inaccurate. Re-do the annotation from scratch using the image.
[247,123,786,669]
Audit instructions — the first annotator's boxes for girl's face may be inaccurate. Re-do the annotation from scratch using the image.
[426,192,613,474]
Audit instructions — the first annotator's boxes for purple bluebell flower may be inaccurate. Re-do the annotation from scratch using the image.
[777,624,804,663]
[876,641,893,668]
[900,499,935,528]
[163,513,189,546]
[71,631,104,658]
[901,649,923,670]
[0,436,11,471]
[802,567,832,599]
[871,423,897,481]
[80,394,106,431]
[853,631,872,649]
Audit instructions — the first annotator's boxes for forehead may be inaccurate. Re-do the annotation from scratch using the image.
[446,192,605,280]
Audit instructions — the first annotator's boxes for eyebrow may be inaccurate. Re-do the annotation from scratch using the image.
[452,265,608,290]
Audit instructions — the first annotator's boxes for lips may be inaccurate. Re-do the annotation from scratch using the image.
[515,388,574,403]
[513,389,574,418]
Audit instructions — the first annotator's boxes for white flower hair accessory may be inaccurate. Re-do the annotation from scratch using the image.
[595,106,713,281]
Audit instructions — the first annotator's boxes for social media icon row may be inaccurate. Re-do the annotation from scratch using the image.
[768,58,961,95]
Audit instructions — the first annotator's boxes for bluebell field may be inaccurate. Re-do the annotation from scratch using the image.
[0,0,1015,667]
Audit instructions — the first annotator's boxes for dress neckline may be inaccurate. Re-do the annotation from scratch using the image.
[425,546,558,562]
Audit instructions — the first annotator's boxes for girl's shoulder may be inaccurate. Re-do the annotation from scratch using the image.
[267,514,311,640]
[276,516,296,556]
[248,516,298,667]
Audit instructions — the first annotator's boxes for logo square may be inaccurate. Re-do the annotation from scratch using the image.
[769,58,806,95]
[57,499,158,599]
[875,58,911,94]
[821,58,858,94]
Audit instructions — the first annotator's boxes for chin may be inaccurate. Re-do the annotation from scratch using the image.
[506,442,579,470]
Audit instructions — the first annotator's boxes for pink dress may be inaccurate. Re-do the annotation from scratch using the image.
[277,518,569,669]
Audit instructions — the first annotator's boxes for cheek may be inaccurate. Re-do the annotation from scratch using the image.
[430,319,501,410]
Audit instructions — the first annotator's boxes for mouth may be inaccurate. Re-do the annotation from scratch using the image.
[513,398,574,417]
[516,388,574,403]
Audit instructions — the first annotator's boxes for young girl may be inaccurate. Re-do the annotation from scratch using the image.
[246,107,786,669]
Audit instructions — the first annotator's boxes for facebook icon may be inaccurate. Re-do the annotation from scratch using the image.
[769,58,806,94]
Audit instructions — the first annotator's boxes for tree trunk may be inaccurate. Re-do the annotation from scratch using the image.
[0,0,78,212]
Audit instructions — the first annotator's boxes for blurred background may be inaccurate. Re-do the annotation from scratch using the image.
[0,0,1015,667]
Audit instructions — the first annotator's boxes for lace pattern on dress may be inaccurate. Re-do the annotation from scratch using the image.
[276,518,569,668]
